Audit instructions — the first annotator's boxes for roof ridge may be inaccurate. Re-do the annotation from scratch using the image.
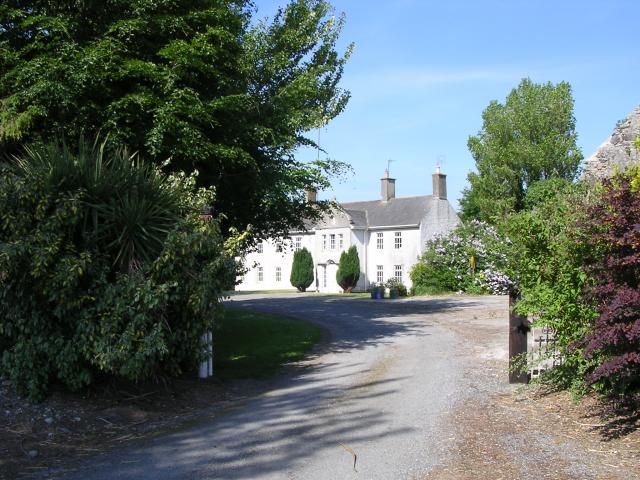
[340,194,432,205]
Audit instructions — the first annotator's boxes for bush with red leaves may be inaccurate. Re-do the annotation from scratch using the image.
[581,167,640,395]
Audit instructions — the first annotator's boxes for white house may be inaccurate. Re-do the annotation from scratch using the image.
[236,167,461,293]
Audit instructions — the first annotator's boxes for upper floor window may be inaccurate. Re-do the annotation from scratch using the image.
[394,264,403,282]
[394,231,402,249]
[275,267,282,282]
[257,266,264,282]
[376,265,384,283]
[339,233,344,250]
[322,234,327,251]
[257,242,263,254]
[330,234,336,250]
[295,236,302,251]
[376,232,383,249]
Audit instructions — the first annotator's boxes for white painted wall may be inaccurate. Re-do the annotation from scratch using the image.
[365,227,421,290]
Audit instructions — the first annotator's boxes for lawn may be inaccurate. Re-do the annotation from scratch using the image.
[214,309,323,379]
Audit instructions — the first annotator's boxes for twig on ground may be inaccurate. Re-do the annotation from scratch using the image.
[339,442,357,471]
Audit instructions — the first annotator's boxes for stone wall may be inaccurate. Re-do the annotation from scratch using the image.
[583,105,640,180]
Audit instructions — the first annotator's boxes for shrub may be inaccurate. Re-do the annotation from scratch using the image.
[0,140,234,401]
[578,167,640,395]
[503,182,599,391]
[336,246,360,292]
[385,278,407,297]
[290,247,314,292]
[410,220,513,295]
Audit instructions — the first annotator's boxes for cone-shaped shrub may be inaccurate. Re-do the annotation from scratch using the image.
[290,247,314,292]
[336,245,360,292]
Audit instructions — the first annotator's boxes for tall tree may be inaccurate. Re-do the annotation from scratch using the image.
[460,78,582,222]
[290,247,314,292]
[0,0,352,237]
[336,245,359,292]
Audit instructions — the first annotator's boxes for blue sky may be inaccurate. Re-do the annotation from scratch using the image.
[255,0,640,209]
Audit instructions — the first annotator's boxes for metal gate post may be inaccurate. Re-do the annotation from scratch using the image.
[509,293,530,383]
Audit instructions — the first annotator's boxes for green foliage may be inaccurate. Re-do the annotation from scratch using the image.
[214,309,322,379]
[0,141,234,401]
[290,247,314,292]
[410,221,513,296]
[336,245,360,292]
[503,182,599,391]
[578,167,640,395]
[385,278,407,297]
[0,0,353,239]
[460,78,582,222]
[12,138,184,272]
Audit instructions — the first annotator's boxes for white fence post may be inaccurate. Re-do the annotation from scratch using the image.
[199,331,213,379]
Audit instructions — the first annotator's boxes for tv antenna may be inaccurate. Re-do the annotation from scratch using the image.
[386,158,395,175]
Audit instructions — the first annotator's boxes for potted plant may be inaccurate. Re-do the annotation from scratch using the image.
[370,283,384,299]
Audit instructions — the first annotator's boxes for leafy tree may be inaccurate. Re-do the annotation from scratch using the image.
[460,78,582,222]
[579,167,640,395]
[0,0,353,238]
[336,245,359,292]
[290,247,314,292]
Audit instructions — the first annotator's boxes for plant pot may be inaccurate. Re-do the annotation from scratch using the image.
[374,289,383,299]
[389,288,398,299]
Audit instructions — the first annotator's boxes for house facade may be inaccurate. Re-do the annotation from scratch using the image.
[236,167,461,293]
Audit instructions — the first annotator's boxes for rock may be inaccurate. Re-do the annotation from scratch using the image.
[44,417,54,425]
[72,416,81,422]
[58,427,71,434]
[27,449,38,459]
[583,105,640,180]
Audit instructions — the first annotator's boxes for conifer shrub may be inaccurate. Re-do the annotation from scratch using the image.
[336,245,360,292]
[0,140,234,401]
[290,247,314,292]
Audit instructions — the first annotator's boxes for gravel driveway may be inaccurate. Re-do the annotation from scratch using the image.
[52,294,633,480]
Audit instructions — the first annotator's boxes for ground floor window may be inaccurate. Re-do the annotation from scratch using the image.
[257,266,264,282]
[376,265,384,284]
[394,264,403,282]
[275,266,282,282]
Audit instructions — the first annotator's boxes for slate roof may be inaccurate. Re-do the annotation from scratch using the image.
[294,195,438,232]
[340,195,434,228]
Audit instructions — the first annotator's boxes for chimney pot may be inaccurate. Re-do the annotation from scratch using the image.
[381,169,396,201]
[432,167,447,199]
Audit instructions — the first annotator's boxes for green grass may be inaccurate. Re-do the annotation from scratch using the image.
[225,289,297,295]
[320,292,370,298]
[213,310,323,379]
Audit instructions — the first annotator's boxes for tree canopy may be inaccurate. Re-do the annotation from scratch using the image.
[0,0,352,238]
[459,78,582,222]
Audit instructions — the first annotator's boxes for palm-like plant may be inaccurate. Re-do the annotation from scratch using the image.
[12,138,182,272]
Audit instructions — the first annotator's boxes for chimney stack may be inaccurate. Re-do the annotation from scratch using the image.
[304,189,317,203]
[432,165,447,199]
[380,169,396,201]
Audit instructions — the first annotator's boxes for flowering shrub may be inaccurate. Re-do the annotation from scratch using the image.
[410,220,513,295]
